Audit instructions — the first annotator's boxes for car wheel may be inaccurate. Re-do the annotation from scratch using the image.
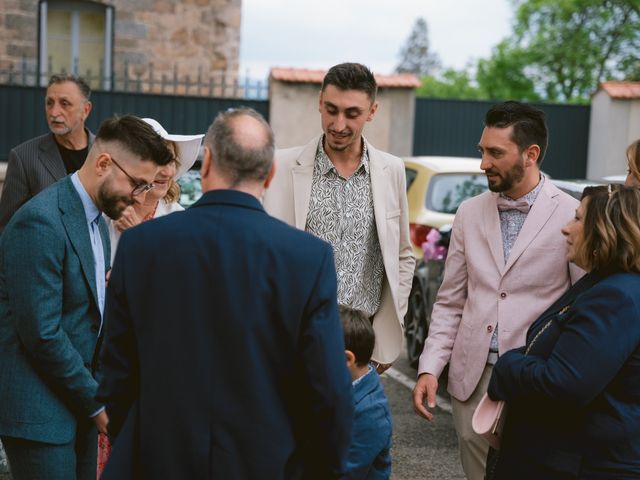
[404,281,428,368]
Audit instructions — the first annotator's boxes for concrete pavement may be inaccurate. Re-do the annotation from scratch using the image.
[381,351,465,479]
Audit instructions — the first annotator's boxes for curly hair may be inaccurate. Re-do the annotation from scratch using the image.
[162,140,181,204]
[626,139,640,184]
[578,185,640,273]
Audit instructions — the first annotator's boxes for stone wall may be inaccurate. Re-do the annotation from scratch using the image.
[0,0,241,89]
[112,0,241,90]
[0,0,38,72]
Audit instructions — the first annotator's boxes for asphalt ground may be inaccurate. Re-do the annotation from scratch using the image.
[382,351,465,479]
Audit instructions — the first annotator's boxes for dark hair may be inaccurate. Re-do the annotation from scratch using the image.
[321,63,377,102]
[578,184,640,273]
[340,306,375,367]
[204,107,274,186]
[96,115,173,166]
[48,73,91,101]
[484,101,548,165]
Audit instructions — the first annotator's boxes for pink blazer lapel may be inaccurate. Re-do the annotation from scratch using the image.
[483,193,505,271]
[502,184,557,276]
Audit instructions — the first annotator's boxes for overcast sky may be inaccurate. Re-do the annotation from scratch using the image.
[239,0,514,79]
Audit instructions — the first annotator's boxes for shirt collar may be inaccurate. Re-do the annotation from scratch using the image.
[70,172,101,224]
[499,174,545,206]
[352,364,374,387]
[316,136,370,176]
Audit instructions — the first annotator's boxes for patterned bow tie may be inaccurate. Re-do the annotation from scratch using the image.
[496,196,531,213]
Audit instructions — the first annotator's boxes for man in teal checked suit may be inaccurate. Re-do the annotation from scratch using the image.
[0,115,172,480]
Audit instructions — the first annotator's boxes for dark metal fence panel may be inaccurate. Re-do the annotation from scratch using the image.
[0,84,269,161]
[0,59,269,100]
[1,86,49,160]
[413,98,591,179]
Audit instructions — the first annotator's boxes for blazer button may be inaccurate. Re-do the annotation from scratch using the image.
[500,292,507,298]
[91,325,99,333]
[487,325,493,333]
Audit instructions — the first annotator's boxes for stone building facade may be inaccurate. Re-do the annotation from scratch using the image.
[0,0,241,93]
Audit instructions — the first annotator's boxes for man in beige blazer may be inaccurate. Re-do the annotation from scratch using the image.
[412,101,584,479]
[263,63,415,368]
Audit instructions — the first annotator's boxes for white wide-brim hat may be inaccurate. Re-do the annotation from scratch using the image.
[142,118,204,180]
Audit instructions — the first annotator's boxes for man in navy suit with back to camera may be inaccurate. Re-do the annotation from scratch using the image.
[97,108,354,479]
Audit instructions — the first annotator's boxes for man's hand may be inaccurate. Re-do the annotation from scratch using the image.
[93,410,109,434]
[114,206,141,232]
[413,373,438,422]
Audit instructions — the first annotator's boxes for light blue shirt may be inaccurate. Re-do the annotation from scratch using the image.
[70,173,106,321]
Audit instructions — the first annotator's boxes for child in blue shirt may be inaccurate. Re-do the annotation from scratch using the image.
[340,306,392,480]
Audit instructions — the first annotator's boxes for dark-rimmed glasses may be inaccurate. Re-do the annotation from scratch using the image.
[110,156,155,196]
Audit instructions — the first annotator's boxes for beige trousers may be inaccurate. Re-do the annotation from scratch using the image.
[451,364,493,480]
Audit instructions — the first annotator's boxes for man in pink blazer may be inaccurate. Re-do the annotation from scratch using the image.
[412,101,584,479]
[263,63,415,369]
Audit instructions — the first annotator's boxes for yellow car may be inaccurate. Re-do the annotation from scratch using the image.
[403,156,488,367]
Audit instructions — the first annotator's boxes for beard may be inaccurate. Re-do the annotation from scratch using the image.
[48,122,71,136]
[325,129,356,153]
[97,179,134,220]
[486,158,525,193]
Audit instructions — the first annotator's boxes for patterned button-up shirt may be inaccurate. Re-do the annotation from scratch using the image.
[305,137,384,317]
[490,176,545,354]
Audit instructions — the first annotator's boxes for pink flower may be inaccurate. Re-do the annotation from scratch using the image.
[422,228,447,261]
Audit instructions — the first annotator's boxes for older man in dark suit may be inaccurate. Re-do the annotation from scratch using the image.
[97,108,354,479]
[0,74,94,232]
[0,116,172,480]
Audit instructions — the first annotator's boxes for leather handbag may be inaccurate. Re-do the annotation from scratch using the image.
[472,393,506,450]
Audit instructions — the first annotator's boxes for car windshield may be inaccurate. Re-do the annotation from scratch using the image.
[427,173,488,214]
[405,168,418,192]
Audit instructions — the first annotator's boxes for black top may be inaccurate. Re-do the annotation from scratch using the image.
[56,141,88,174]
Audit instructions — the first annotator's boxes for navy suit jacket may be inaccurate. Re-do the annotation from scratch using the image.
[97,189,353,480]
[0,176,108,444]
[489,272,640,479]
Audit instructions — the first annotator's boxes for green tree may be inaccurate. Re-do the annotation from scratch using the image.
[509,0,640,102]
[475,41,541,101]
[396,17,441,76]
[417,68,485,99]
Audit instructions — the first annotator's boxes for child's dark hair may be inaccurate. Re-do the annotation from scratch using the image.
[340,306,375,367]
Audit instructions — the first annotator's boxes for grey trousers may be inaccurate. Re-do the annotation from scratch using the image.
[451,364,493,480]
[1,421,97,480]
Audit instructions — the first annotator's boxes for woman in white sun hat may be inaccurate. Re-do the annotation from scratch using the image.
[106,117,203,263]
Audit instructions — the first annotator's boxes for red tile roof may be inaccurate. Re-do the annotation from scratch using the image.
[599,81,640,99]
[270,67,421,88]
